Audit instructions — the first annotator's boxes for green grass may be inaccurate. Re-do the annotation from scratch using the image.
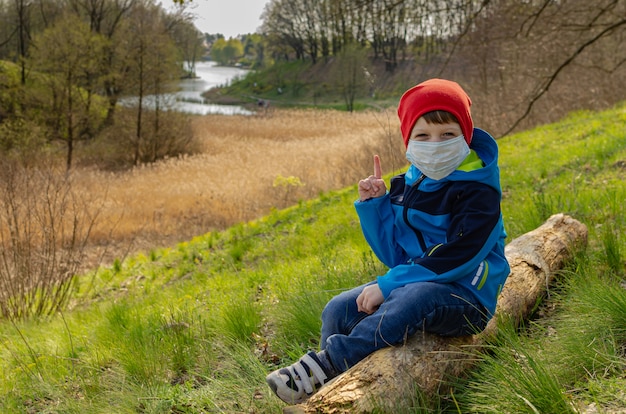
[1,103,625,413]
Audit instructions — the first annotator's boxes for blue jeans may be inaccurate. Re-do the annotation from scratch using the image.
[320,281,488,373]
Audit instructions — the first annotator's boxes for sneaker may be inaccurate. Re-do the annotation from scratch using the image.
[266,351,334,404]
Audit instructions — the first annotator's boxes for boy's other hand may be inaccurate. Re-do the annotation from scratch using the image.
[356,283,384,314]
[358,155,387,201]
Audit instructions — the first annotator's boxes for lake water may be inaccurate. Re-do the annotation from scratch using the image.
[175,61,252,115]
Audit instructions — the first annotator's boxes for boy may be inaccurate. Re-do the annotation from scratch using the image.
[266,78,510,404]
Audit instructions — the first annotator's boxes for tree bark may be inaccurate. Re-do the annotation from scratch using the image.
[285,213,588,414]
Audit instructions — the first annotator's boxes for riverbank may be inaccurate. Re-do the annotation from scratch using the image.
[201,59,403,112]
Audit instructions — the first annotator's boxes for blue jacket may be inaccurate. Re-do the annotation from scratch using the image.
[354,128,510,316]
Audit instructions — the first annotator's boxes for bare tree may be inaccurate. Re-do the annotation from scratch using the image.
[168,14,204,77]
[124,2,185,165]
[332,43,369,111]
[370,0,409,71]
[6,0,32,84]
[262,0,307,61]
[452,0,626,136]
[501,0,626,135]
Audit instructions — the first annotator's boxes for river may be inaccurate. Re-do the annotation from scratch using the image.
[121,61,252,116]
[175,61,252,115]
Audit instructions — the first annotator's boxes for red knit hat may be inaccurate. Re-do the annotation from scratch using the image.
[397,79,473,148]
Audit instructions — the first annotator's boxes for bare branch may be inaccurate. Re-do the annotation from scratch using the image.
[503,16,626,137]
[0,26,18,48]
[437,0,491,76]
[520,0,552,37]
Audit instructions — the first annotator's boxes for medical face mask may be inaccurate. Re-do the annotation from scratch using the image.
[405,135,470,180]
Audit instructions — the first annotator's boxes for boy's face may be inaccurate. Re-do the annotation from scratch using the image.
[409,117,462,143]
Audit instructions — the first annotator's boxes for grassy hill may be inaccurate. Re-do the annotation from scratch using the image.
[1,103,625,413]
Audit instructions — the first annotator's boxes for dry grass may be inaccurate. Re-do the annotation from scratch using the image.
[73,108,407,268]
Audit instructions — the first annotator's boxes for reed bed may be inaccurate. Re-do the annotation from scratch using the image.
[73,108,406,268]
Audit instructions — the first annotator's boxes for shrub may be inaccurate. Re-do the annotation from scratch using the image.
[0,156,101,319]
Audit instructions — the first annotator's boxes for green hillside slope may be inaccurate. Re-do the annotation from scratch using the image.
[1,103,625,413]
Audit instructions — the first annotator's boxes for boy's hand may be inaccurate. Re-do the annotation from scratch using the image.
[358,155,387,201]
[356,284,384,314]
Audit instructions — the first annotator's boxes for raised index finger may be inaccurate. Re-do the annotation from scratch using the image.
[373,155,382,179]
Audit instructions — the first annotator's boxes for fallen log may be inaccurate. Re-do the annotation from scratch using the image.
[285,213,588,414]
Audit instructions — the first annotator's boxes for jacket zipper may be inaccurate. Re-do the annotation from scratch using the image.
[402,174,428,252]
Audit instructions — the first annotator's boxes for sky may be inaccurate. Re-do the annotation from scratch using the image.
[185,0,270,38]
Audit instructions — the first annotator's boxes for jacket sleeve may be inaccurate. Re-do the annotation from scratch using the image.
[354,194,410,268]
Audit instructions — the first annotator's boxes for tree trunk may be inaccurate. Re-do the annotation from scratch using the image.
[285,213,588,414]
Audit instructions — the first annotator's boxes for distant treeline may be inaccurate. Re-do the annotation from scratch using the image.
[261,0,478,70]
